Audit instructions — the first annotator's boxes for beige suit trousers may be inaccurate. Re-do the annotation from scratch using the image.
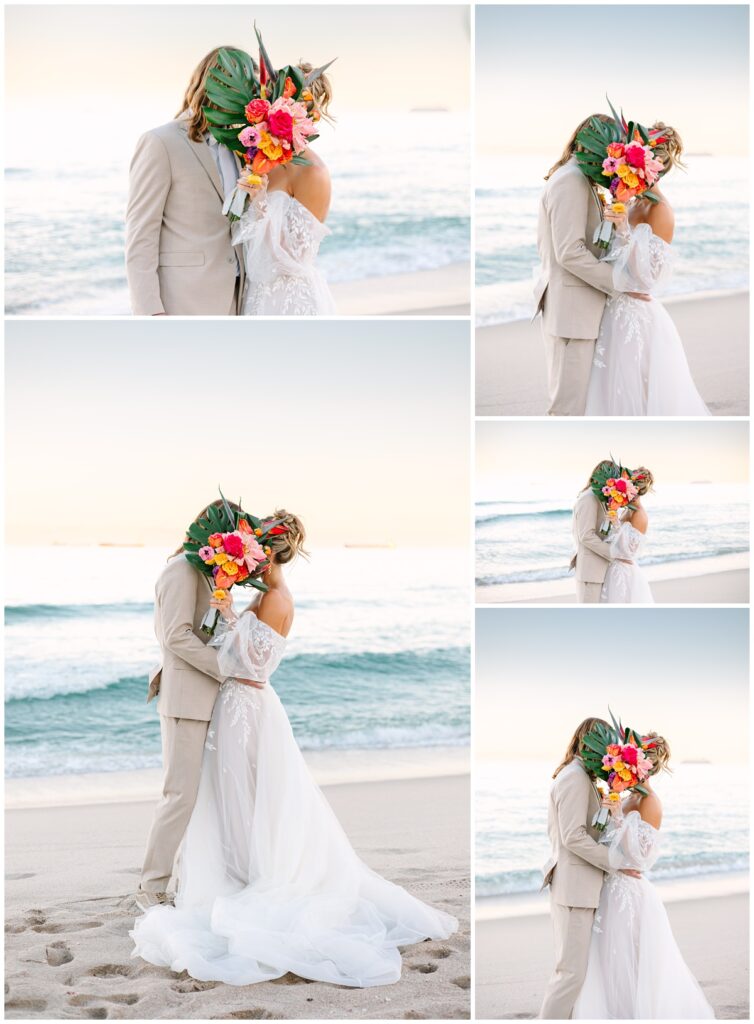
[539,901,596,1019]
[543,331,595,416]
[140,716,209,892]
[576,581,602,604]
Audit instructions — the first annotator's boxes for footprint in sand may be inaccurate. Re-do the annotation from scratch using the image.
[32,920,103,935]
[69,994,140,1007]
[88,964,134,979]
[409,962,438,974]
[5,872,36,881]
[171,978,219,993]
[45,942,74,966]
[217,1011,284,1020]
[5,997,49,1013]
[431,947,452,959]
[452,975,471,990]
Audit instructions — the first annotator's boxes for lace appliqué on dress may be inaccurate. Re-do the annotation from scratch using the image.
[219,680,263,749]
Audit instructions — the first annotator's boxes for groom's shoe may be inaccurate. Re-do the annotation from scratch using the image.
[135,889,174,912]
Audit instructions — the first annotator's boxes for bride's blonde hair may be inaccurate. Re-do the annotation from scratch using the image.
[264,510,309,564]
[644,733,672,776]
[650,122,686,174]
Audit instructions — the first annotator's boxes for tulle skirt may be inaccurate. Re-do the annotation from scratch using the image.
[585,295,710,417]
[601,562,654,604]
[573,873,714,1019]
[131,682,457,987]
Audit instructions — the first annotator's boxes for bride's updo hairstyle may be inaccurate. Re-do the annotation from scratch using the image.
[553,717,610,778]
[650,122,686,174]
[298,62,334,123]
[632,467,654,497]
[644,732,672,776]
[263,510,309,564]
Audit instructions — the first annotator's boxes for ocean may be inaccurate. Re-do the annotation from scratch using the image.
[476,759,749,898]
[476,154,749,326]
[4,112,470,315]
[476,484,749,588]
[5,545,470,779]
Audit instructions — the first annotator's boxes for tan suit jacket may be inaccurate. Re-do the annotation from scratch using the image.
[148,554,224,721]
[534,158,615,340]
[572,489,616,585]
[125,118,245,315]
[542,759,610,909]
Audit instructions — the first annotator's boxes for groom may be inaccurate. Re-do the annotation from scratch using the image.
[539,718,641,1019]
[534,114,650,415]
[125,48,247,316]
[136,500,259,909]
[571,459,633,604]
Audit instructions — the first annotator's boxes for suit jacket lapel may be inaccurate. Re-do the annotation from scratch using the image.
[177,122,224,200]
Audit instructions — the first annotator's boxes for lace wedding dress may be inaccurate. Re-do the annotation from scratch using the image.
[601,520,654,604]
[573,810,714,1019]
[132,611,457,987]
[233,190,336,315]
[585,223,710,416]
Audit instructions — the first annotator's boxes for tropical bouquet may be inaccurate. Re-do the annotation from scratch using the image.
[203,24,334,220]
[183,491,288,635]
[591,459,640,538]
[575,97,667,249]
[581,710,657,831]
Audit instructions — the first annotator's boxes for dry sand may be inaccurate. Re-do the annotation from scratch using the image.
[476,290,749,416]
[332,263,471,316]
[475,891,749,1019]
[5,774,470,1020]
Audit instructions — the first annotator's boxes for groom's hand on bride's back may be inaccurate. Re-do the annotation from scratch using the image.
[619,869,642,878]
[627,292,651,302]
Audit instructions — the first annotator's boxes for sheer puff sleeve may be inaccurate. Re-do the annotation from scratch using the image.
[607,810,661,873]
[215,613,287,685]
[605,222,673,295]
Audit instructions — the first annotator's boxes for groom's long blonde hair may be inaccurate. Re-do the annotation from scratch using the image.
[545,114,613,181]
[176,47,244,143]
[553,718,610,778]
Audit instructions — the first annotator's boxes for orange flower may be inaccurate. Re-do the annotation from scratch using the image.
[283,75,296,99]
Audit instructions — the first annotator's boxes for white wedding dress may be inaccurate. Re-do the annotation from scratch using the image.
[573,810,714,1019]
[585,223,710,416]
[132,611,457,987]
[233,190,336,315]
[601,519,654,604]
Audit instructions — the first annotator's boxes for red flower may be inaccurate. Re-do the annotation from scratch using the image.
[621,744,639,766]
[245,98,270,124]
[283,76,296,99]
[267,525,289,535]
[268,108,294,142]
[615,479,628,493]
[223,533,244,558]
[624,143,646,170]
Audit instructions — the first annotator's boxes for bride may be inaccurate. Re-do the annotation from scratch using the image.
[132,511,456,986]
[601,468,654,604]
[573,734,714,1019]
[585,124,710,417]
[232,63,336,316]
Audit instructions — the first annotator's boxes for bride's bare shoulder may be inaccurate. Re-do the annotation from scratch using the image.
[257,588,294,636]
[647,201,675,244]
[291,155,331,222]
[637,792,663,829]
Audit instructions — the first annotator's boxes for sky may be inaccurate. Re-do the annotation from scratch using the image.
[476,608,749,763]
[476,420,749,502]
[5,319,470,547]
[476,5,749,156]
[4,4,469,164]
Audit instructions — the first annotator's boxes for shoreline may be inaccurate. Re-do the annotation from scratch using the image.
[6,773,470,1020]
[476,551,749,604]
[475,289,749,416]
[331,261,470,316]
[5,744,470,810]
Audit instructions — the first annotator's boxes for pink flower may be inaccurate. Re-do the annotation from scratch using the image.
[243,537,266,571]
[624,143,646,170]
[621,744,638,766]
[615,479,628,493]
[198,546,214,562]
[602,156,620,174]
[644,154,664,185]
[222,532,245,559]
[238,124,264,148]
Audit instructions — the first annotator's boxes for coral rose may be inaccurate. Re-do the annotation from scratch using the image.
[245,98,270,124]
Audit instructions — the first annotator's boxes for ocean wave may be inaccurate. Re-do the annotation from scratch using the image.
[5,601,154,622]
[6,645,469,703]
[476,852,750,897]
[476,508,570,526]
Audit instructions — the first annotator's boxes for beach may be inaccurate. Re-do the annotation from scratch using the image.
[475,291,749,416]
[476,552,750,604]
[5,769,470,1020]
[475,883,749,1019]
[331,263,470,316]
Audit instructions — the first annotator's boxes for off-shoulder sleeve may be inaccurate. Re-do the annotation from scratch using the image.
[232,193,329,283]
[610,522,643,560]
[607,811,661,872]
[604,222,673,294]
[215,614,286,684]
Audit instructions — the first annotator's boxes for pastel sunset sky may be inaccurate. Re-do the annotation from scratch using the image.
[5,320,470,547]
